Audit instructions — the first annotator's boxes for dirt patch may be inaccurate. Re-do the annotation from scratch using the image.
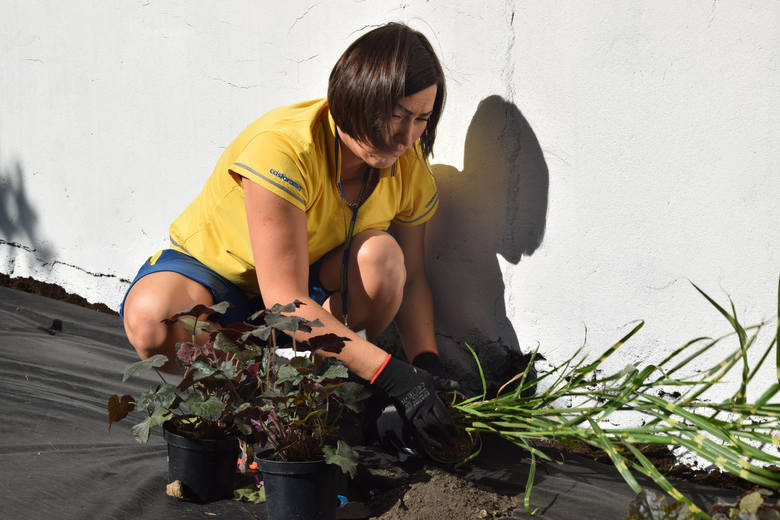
[370,466,520,520]
[539,440,778,493]
[0,273,117,315]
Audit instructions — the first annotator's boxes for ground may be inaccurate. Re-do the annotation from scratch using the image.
[1,274,773,519]
[370,466,521,519]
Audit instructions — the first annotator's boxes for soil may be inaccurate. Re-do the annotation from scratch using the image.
[2,274,776,518]
[0,273,118,315]
[370,466,520,520]
[538,440,778,493]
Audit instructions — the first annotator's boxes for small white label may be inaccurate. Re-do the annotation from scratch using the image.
[356,329,367,340]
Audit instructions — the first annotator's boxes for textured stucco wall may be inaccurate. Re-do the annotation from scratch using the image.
[1,2,778,398]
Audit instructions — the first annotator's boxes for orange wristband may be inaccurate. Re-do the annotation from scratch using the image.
[369,354,393,384]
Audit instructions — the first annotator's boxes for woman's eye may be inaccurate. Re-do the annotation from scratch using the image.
[391,114,402,120]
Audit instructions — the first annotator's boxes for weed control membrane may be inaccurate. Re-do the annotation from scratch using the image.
[0,287,745,519]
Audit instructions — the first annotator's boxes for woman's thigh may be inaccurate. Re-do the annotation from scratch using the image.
[122,270,215,327]
[316,229,403,293]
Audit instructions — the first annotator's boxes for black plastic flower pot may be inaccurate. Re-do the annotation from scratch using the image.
[260,458,337,520]
[162,423,239,503]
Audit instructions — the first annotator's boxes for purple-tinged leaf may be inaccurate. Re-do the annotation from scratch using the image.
[299,333,349,353]
[220,322,256,341]
[246,362,261,378]
[176,342,199,363]
[178,370,195,391]
[107,394,135,430]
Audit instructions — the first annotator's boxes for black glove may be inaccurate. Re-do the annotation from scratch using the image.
[372,356,459,450]
[411,351,460,393]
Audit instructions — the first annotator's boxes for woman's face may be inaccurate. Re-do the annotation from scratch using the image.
[340,84,438,171]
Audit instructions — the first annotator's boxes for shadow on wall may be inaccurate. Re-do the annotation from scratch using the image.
[0,150,53,262]
[426,95,548,395]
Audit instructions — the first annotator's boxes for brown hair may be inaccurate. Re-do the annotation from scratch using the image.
[328,22,446,159]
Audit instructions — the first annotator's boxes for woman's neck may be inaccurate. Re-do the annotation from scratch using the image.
[337,127,368,182]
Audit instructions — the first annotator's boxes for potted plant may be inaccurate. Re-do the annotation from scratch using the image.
[244,301,369,519]
[107,300,368,512]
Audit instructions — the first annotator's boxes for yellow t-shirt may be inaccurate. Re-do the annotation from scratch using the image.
[169,99,439,295]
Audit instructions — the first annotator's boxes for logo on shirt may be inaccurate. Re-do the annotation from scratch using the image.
[269,168,302,191]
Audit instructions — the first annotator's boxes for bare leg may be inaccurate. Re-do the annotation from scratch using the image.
[317,230,406,340]
[122,271,214,373]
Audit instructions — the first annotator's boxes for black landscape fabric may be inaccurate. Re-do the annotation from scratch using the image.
[0,287,741,519]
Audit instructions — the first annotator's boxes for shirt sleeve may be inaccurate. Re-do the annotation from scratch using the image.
[229,132,310,211]
[393,153,439,226]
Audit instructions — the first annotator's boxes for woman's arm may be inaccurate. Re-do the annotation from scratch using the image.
[390,221,438,362]
[242,177,388,380]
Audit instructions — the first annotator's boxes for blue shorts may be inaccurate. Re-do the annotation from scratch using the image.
[119,249,331,326]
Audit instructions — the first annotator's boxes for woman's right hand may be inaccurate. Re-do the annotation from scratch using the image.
[372,355,459,450]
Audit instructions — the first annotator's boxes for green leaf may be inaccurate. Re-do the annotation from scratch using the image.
[276,363,304,385]
[185,393,225,422]
[122,354,168,382]
[234,484,266,503]
[218,360,238,380]
[738,491,764,514]
[233,418,252,436]
[333,382,372,413]
[214,332,240,353]
[191,360,218,381]
[265,314,311,334]
[323,440,359,478]
[319,363,348,380]
[267,302,298,314]
[176,316,213,335]
[625,489,694,520]
[131,407,172,443]
[245,325,272,342]
[136,383,178,410]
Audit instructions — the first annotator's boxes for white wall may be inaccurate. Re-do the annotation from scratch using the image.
[1,1,778,398]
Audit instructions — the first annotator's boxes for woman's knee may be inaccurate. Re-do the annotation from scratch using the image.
[354,231,406,298]
[123,290,171,357]
[122,272,213,358]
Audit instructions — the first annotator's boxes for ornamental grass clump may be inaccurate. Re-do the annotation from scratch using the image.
[454,279,780,519]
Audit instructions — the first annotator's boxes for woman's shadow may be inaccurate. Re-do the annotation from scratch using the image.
[426,95,549,396]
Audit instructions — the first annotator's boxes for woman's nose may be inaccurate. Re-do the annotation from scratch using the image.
[394,121,416,147]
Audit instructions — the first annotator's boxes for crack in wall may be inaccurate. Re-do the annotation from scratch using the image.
[503,0,517,103]
[291,54,319,64]
[288,4,319,34]
[0,238,37,253]
[1,239,130,283]
[209,76,260,89]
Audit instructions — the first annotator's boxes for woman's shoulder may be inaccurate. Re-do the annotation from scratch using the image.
[244,99,329,144]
